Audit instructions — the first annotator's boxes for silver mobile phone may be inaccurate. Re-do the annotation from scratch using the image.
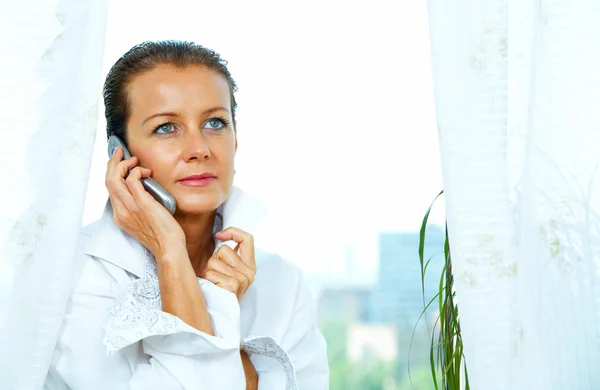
[107,135,177,215]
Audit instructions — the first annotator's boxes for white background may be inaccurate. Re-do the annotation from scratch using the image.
[83,0,444,282]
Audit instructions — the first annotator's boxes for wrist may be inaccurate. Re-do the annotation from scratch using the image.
[154,243,189,266]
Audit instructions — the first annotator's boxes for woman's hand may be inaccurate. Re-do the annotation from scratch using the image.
[202,227,256,301]
[105,146,185,258]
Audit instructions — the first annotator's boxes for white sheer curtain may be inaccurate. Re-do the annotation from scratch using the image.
[427,0,600,389]
[0,1,108,389]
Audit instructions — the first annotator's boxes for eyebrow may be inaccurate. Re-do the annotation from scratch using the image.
[142,107,230,125]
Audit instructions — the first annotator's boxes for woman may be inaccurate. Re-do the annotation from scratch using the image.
[44,40,329,389]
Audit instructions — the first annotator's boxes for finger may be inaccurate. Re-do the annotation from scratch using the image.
[105,159,139,213]
[204,255,236,278]
[214,227,252,243]
[107,173,136,211]
[107,145,124,169]
[203,269,239,295]
[214,227,255,267]
[107,146,137,172]
[107,146,138,180]
[208,250,254,284]
[214,246,256,281]
[117,157,139,181]
[125,166,155,205]
[106,155,137,188]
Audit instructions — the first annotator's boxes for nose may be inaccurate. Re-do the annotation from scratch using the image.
[182,130,210,161]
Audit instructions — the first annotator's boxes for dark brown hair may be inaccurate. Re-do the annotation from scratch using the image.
[103,40,238,143]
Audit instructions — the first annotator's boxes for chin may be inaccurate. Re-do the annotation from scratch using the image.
[173,190,228,215]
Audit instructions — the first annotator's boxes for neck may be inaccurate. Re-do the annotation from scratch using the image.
[174,210,217,275]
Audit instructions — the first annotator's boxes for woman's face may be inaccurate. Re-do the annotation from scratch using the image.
[125,64,236,215]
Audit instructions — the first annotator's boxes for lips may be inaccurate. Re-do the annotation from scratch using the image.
[179,173,216,181]
[177,173,217,187]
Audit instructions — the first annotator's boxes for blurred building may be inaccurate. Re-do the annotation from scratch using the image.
[368,225,445,330]
[317,282,371,323]
[316,225,445,329]
[346,323,397,362]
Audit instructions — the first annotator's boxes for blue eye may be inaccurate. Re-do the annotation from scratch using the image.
[154,123,176,134]
[204,117,229,130]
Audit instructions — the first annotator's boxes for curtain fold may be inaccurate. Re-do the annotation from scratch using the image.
[427,0,600,388]
[0,1,108,389]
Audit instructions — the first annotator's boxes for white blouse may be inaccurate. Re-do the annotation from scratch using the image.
[44,187,329,390]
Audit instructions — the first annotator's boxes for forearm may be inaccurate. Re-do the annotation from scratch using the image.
[241,350,258,390]
[155,248,214,335]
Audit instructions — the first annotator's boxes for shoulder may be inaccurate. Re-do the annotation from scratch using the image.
[70,220,120,297]
[80,219,101,242]
[252,248,314,310]
[255,247,304,287]
[77,220,100,258]
[53,223,121,358]
[244,249,320,345]
[50,222,131,388]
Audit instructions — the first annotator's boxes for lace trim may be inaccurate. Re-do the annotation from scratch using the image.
[101,249,188,355]
[243,336,299,390]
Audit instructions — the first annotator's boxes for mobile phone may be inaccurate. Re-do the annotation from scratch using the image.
[107,135,177,215]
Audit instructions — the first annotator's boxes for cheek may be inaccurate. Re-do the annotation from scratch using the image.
[136,148,176,179]
[214,137,237,164]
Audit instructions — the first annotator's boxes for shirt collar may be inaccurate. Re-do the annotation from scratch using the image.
[82,186,267,278]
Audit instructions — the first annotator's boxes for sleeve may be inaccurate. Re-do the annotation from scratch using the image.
[47,257,247,390]
[129,281,246,389]
[102,269,248,390]
[241,270,330,390]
